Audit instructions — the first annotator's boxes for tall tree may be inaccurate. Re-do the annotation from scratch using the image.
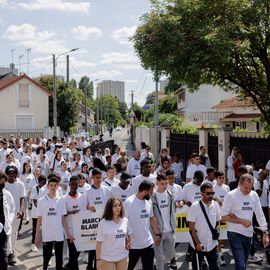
[117,101,128,121]
[36,75,80,133]
[79,76,94,99]
[133,0,270,128]
[69,78,77,88]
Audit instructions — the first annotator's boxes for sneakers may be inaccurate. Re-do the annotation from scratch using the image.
[8,253,17,265]
[169,257,177,269]
[31,244,38,252]
[25,218,30,225]
[227,249,233,256]
[249,255,263,263]
[219,255,226,266]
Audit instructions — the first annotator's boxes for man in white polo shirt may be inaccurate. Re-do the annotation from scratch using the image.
[188,182,221,270]
[186,154,207,183]
[222,173,269,270]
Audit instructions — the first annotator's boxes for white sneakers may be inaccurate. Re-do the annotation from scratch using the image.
[31,244,38,252]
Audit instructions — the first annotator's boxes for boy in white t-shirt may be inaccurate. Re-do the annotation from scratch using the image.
[29,175,46,252]
[35,177,74,270]
[64,175,87,270]
[165,169,182,203]
[102,165,120,189]
[86,168,111,270]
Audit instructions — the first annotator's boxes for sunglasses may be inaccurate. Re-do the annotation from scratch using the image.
[203,192,215,196]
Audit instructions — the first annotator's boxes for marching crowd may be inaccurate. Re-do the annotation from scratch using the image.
[0,135,269,270]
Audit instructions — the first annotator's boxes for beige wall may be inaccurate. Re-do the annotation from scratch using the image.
[0,78,49,129]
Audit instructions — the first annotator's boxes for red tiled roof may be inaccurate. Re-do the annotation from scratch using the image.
[212,96,255,109]
[0,74,51,95]
[221,113,261,121]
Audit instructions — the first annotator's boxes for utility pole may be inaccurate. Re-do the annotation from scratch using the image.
[154,76,159,161]
[84,82,87,133]
[25,48,31,76]
[11,49,16,64]
[66,54,69,84]
[131,90,134,108]
[53,54,57,136]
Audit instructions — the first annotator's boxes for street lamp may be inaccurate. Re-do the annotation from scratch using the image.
[52,48,79,136]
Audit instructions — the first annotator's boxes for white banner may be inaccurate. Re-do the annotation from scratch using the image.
[175,206,227,243]
[71,210,103,251]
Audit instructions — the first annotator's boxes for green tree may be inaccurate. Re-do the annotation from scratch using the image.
[145,91,156,104]
[159,95,177,113]
[132,103,145,121]
[36,75,80,133]
[79,76,94,99]
[117,101,128,121]
[133,0,270,128]
[98,95,123,127]
[69,79,77,88]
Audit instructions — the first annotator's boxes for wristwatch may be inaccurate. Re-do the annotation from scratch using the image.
[155,233,161,237]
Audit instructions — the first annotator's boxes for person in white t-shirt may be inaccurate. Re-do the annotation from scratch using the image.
[203,167,217,186]
[86,168,111,270]
[59,161,71,195]
[186,154,207,183]
[77,174,91,195]
[126,151,141,177]
[35,177,74,270]
[29,175,46,252]
[222,173,269,270]
[188,182,221,270]
[102,165,120,189]
[112,146,121,165]
[71,153,83,176]
[124,180,161,270]
[96,198,132,270]
[171,153,183,185]
[0,171,15,270]
[111,172,134,202]
[82,147,93,169]
[165,169,182,203]
[60,141,72,164]
[64,175,87,270]
[212,171,230,266]
[50,150,63,175]
[140,145,154,161]
[4,165,26,266]
[131,159,157,193]
[151,174,177,270]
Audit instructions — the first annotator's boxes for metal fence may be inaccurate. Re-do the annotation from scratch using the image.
[170,133,199,177]
[229,135,270,168]
[0,129,44,140]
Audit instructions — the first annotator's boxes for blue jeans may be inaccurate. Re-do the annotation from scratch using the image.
[227,231,252,270]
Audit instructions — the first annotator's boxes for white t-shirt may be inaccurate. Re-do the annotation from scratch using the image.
[155,191,172,233]
[36,195,67,242]
[222,187,268,237]
[102,178,120,189]
[203,179,217,186]
[82,155,93,169]
[124,194,154,249]
[86,186,111,210]
[0,148,12,163]
[188,200,221,251]
[254,179,268,207]
[213,184,230,202]
[50,159,62,174]
[20,173,35,193]
[112,153,120,165]
[167,183,182,201]
[77,183,91,195]
[63,193,87,236]
[59,170,71,194]
[96,217,132,261]
[5,181,26,211]
[61,148,72,163]
[140,151,154,161]
[171,162,183,179]
[182,182,201,203]
[126,158,141,177]
[111,184,134,202]
[131,174,156,193]
[186,164,207,180]
[30,185,42,218]
[71,161,83,176]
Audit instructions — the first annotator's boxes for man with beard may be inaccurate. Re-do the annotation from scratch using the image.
[0,172,15,270]
[124,180,161,270]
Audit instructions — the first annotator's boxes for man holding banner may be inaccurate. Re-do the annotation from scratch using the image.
[188,182,221,270]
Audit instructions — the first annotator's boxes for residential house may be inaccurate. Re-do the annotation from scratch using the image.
[0,73,50,136]
[212,97,261,131]
[174,85,234,126]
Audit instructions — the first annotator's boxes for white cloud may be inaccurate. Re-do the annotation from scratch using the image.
[100,52,140,70]
[3,23,67,54]
[90,70,122,79]
[71,26,102,41]
[17,0,90,13]
[126,79,138,84]
[111,25,137,45]
[0,0,7,4]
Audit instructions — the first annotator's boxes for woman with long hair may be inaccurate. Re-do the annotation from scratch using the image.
[71,152,83,176]
[50,149,63,174]
[82,147,93,169]
[96,198,132,270]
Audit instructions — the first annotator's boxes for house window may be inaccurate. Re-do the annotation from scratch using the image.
[178,90,185,103]
[18,84,30,108]
[234,121,246,129]
[15,116,33,129]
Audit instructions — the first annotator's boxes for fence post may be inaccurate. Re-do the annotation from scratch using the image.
[199,128,211,150]
[217,127,233,177]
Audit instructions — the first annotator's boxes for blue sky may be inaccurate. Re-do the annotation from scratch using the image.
[0,0,157,105]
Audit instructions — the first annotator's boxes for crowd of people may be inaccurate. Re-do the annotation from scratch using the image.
[0,134,269,270]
